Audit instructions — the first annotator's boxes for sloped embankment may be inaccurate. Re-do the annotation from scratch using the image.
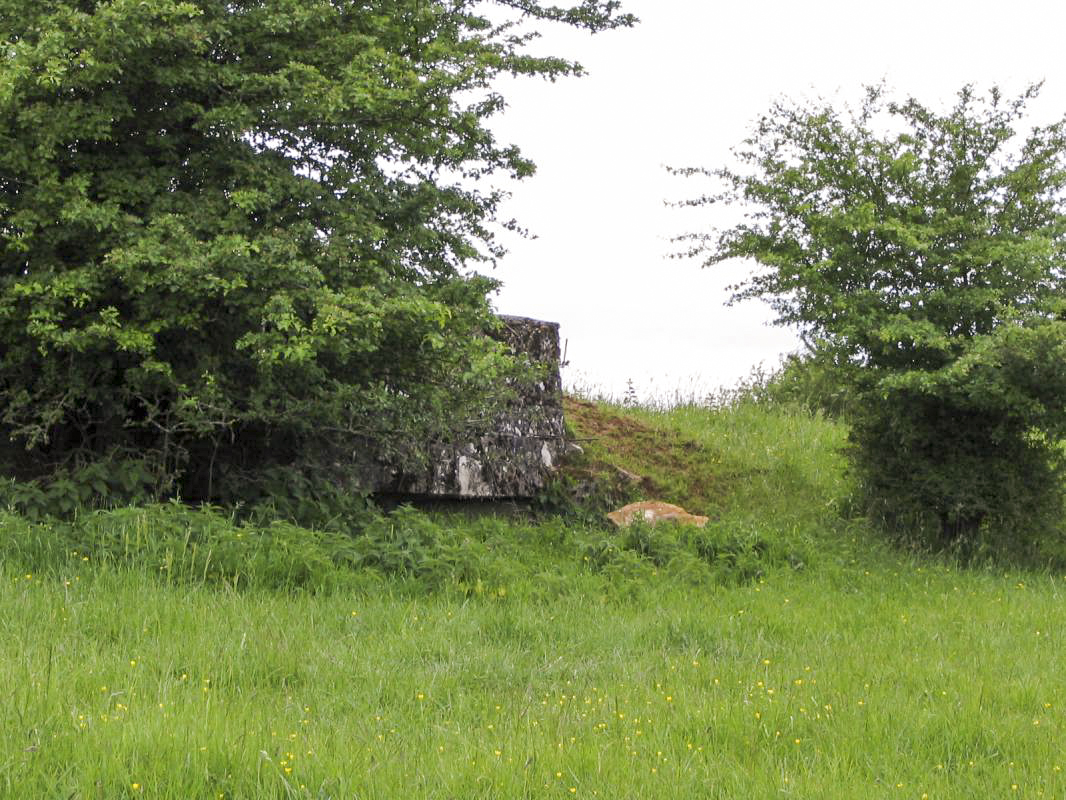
[555,397,736,520]
[554,396,826,582]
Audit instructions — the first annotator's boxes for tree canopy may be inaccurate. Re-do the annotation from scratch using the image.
[0,0,634,499]
[677,85,1066,549]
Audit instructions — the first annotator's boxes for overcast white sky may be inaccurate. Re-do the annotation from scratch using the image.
[482,0,1066,401]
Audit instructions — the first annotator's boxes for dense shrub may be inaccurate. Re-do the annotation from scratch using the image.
[677,86,1066,550]
[0,1,633,500]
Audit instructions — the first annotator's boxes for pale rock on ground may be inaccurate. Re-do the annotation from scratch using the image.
[606,501,709,528]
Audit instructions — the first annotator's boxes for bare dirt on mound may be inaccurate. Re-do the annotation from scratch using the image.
[561,397,733,515]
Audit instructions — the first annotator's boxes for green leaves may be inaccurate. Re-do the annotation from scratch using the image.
[0,0,633,496]
[677,85,1066,548]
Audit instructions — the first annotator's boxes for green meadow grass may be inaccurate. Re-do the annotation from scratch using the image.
[2,399,1066,798]
[5,556,1066,798]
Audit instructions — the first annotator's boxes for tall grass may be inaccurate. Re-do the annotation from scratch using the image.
[5,551,1066,797]
[2,397,1065,797]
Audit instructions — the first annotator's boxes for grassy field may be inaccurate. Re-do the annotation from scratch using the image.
[2,398,1065,798]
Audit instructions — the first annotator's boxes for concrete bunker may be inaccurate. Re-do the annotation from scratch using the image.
[356,315,566,499]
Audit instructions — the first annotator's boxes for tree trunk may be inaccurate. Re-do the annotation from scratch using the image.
[938,510,984,551]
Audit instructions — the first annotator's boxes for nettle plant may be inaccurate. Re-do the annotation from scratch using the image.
[677,85,1066,550]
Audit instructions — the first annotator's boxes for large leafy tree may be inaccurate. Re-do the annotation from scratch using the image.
[0,0,633,497]
[677,85,1066,549]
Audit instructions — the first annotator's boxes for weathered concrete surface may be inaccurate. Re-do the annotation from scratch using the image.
[363,315,565,499]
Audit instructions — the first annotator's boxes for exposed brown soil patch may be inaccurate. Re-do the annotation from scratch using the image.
[564,397,659,441]
[560,397,732,514]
